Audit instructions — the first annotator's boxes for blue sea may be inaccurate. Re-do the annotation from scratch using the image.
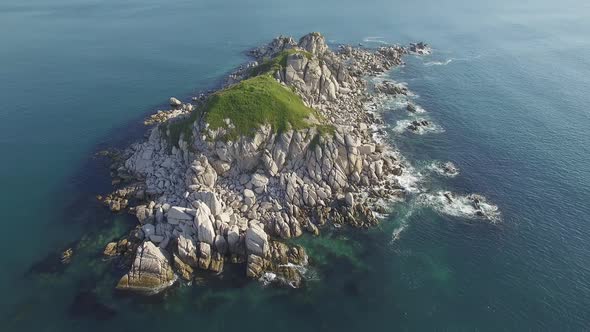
[1,0,589,330]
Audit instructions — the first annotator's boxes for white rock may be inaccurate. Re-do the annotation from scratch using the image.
[250,174,269,188]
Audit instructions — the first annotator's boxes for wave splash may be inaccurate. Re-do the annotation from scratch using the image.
[426,161,459,177]
[424,59,454,66]
[417,191,501,223]
[392,119,445,135]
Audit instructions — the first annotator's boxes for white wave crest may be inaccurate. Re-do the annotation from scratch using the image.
[426,161,459,177]
[363,36,389,45]
[424,59,454,66]
[392,119,445,135]
[417,191,501,223]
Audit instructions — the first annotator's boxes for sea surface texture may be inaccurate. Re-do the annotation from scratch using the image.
[1,0,589,330]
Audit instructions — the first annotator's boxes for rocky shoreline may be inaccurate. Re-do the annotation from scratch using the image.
[100,32,433,293]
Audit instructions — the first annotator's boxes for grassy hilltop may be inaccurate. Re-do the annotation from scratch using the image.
[165,49,331,145]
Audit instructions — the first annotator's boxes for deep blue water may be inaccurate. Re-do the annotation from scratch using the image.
[1,0,589,330]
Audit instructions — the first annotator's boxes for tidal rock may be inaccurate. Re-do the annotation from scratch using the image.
[116,241,176,294]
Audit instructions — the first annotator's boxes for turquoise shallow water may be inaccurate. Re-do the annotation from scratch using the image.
[1,0,590,330]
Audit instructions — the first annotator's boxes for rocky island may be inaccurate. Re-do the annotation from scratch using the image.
[100,32,434,294]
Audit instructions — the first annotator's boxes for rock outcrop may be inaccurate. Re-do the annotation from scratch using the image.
[116,241,176,294]
[105,32,427,293]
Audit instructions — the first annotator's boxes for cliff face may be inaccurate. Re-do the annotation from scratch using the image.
[111,32,413,293]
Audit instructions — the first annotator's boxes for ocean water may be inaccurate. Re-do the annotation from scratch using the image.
[1,0,589,330]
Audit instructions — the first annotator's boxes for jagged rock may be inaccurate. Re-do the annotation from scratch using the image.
[135,205,153,224]
[247,254,265,279]
[194,202,215,244]
[166,206,193,225]
[191,191,223,216]
[358,144,375,155]
[214,235,228,255]
[177,234,198,267]
[197,242,211,270]
[227,225,241,254]
[104,242,118,257]
[345,192,354,207]
[210,252,224,273]
[173,254,194,281]
[116,241,176,294]
[298,32,329,56]
[250,174,269,188]
[169,97,182,107]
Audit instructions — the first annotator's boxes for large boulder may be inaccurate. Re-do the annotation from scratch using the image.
[116,241,176,294]
[197,242,211,270]
[298,32,329,56]
[194,202,215,244]
[166,206,194,225]
[191,191,222,216]
[177,234,198,267]
[247,254,265,279]
[169,97,182,107]
[245,226,269,257]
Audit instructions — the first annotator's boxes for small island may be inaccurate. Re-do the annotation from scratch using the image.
[100,32,432,293]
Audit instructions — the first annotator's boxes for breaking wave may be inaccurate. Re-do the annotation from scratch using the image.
[416,191,501,223]
[363,36,389,45]
[392,119,445,135]
[424,59,454,66]
[426,161,459,177]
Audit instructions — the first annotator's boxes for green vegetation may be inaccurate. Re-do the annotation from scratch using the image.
[165,109,200,148]
[249,49,312,77]
[204,74,317,140]
[163,48,333,145]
